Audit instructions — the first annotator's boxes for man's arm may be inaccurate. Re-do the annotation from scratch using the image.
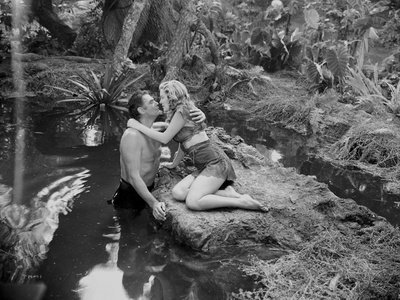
[121,131,166,221]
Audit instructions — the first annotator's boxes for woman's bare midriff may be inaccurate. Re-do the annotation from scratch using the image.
[182,131,209,150]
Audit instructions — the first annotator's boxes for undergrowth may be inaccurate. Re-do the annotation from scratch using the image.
[330,120,400,172]
[232,224,400,300]
[254,98,313,134]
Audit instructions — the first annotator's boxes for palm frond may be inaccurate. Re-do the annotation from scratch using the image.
[57,98,92,103]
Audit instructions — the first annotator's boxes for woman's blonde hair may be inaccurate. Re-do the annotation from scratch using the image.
[159,80,195,121]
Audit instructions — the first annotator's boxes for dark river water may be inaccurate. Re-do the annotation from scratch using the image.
[0,98,399,300]
[0,98,285,300]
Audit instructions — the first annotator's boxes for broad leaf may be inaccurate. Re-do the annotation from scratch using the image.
[251,27,263,45]
[304,9,319,29]
[241,30,251,43]
[347,0,362,11]
[288,41,302,63]
[232,31,241,44]
[326,45,349,79]
[229,43,241,53]
[305,46,314,61]
[353,17,373,32]
[306,61,321,84]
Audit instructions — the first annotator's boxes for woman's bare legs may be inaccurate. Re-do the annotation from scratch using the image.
[185,175,266,211]
[171,174,195,201]
[173,176,243,201]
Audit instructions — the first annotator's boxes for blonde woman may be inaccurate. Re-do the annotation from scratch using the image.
[127,80,267,212]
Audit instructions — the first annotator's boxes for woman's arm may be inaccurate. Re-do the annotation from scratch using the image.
[162,144,185,169]
[127,112,186,144]
[151,122,168,132]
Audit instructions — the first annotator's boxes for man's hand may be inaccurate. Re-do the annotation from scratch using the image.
[189,108,206,123]
[160,162,175,169]
[153,202,166,221]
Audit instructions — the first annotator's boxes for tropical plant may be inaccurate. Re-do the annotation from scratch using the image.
[381,79,400,115]
[49,63,146,113]
[48,64,146,143]
[304,43,349,93]
[302,0,388,69]
[222,0,303,72]
[379,8,400,48]
[344,64,399,115]
[72,0,107,57]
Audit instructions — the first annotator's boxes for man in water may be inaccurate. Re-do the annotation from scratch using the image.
[109,90,205,221]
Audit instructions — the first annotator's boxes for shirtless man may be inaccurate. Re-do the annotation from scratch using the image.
[109,90,205,221]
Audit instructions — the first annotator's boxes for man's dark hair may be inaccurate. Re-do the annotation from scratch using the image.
[128,90,148,120]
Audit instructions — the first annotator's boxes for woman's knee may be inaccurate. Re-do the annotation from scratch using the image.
[171,185,186,201]
[185,195,202,211]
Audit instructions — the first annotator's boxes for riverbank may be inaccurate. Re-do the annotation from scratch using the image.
[1,56,400,298]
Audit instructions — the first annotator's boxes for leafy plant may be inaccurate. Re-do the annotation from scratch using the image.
[344,65,399,115]
[304,43,349,93]
[305,60,334,93]
[381,79,400,115]
[72,0,108,57]
[22,27,64,55]
[221,0,303,72]
[303,0,388,69]
[379,8,400,48]
[49,63,146,113]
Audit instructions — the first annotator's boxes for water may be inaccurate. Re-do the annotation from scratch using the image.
[206,109,400,227]
[0,99,285,300]
[1,98,399,299]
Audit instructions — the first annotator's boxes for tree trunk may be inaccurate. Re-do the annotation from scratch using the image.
[112,0,150,73]
[31,0,77,49]
[106,0,219,82]
[102,0,175,48]
[163,0,195,81]
[196,20,220,66]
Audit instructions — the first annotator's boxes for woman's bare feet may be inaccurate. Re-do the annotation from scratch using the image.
[225,185,242,198]
[240,194,269,212]
[216,185,242,198]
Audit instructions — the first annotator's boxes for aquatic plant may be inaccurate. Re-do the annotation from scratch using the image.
[49,63,146,112]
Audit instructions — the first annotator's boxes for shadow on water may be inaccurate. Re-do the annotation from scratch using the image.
[0,98,284,300]
[206,108,400,228]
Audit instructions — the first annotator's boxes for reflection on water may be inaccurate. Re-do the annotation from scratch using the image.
[0,169,90,284]
[77,208,279,300]
[48,104,127,147]
[300,156,400,226]
[207,109,400,227]
[76,243,130,300]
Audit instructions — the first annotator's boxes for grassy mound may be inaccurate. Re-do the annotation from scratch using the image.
[329,120,400,179]
[233,224,400,300]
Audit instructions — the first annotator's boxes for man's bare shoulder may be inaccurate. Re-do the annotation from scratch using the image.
[121,128,144,147]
